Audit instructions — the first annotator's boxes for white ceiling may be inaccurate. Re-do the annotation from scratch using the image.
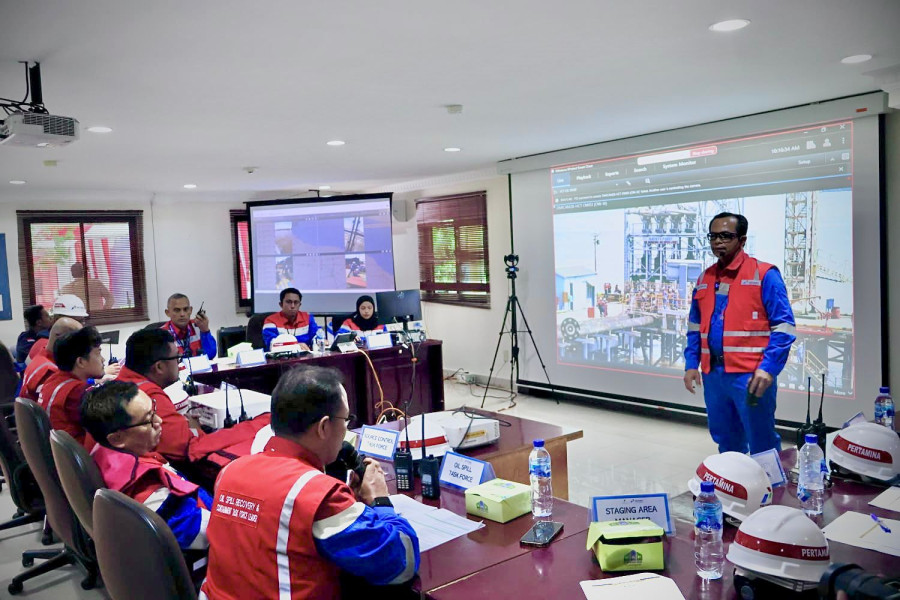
[1,0,898,196]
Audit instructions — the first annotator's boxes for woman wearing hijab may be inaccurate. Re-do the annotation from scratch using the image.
[338,295,385,333]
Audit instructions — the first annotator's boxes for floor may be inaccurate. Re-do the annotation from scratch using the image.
[0,380,720,599]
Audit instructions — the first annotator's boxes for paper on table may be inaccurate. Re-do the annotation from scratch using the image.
[580,573,685,600]
[869,487,900,513]
[388,496,483,552]
[822,511,900,557]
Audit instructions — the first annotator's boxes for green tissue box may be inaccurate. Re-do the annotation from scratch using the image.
[465,479,531,523]
[585,518,665,571]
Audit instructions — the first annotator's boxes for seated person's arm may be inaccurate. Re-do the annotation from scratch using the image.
[154,393,201,461]
[313,489,419,585]
[299,317,319,347]
[262,323,278,351]
[145,486,212,550]
[199,331,217,360]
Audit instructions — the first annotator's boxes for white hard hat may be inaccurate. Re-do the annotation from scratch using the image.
[687,452,772,521]
[270,333,302,353]
[826,422,900,482]
[50,294,88,317]
[727,505,830,583]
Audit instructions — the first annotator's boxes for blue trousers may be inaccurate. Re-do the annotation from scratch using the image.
[702,364,781,454]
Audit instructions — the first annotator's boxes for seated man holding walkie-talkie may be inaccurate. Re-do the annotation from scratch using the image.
[161,293,216,360]
[116,329,269,464]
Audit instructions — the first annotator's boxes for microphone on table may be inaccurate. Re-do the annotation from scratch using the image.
[222,381,235,429]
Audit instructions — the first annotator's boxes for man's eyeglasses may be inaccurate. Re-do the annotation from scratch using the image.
[158,354,183,362]
[329,414,356,425]
[114,399,158,432]
[707,232,739,241]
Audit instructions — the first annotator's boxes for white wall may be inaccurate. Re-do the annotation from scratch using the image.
[391,175,516,383]
[0,189,248,348]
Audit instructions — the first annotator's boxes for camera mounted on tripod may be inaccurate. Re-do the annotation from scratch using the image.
[504,254,520,279]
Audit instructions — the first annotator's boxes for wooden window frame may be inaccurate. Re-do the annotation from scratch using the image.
[416,191,491,308]
[230,209,252,309]
[17,210,148,326]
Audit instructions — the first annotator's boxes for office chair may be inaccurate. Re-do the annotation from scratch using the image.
[11,399,99,594]
[50,430,106,538]
[217,325,247,357]
[246,312,273,349]
[93,489,197,600]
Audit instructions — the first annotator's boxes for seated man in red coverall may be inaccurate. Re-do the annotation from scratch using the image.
[201,365,419,600]
[117,328,269,465]
[81,380,211,550]
[39,326,107,446]
[20,317,82,402]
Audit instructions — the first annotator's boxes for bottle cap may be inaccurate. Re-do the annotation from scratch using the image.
[805,433,818,444]
[533,439,545,448]
[880,386,890,394]
[700,481,715,494]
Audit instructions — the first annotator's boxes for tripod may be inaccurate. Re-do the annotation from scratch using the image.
[481,254,556,408]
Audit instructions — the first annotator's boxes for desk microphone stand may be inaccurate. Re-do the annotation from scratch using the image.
[481,254,556,408]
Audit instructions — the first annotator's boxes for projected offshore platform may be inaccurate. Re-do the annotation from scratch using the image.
[556,193,854,396]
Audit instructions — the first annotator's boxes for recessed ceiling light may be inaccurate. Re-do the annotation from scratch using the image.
[709,19,750,32]
[86,126,113,133]
[444,147,462,152]
[318,185,332,190]
[183,184,197,189]
[326,140,345,146]
[9,180,26,185]
[841,54,873,64]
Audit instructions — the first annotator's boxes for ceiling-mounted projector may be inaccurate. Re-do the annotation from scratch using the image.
[1,61,79,148]
[0,112,80,147]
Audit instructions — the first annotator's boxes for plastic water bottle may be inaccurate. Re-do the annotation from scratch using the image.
[693,481,724,580]
[875,387,894,430]
[529,439,553,517]
[797,433,826,516]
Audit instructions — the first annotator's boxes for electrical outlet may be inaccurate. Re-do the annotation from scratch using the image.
[464,373,477,384]
[456,371,470,384]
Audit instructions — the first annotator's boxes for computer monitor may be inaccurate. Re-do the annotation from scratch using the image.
[376,289,422,326]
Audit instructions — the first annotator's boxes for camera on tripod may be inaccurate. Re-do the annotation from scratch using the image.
[504,254,519,279]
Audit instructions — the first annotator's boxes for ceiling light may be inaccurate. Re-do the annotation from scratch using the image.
[444,147,461,152]
[326,140,345,146]
[709,19,750,32]
[9,180,26,185]
[318,185,332,190]
[183,184,197,189]
[86,126,113,133]
[841,54,872,64]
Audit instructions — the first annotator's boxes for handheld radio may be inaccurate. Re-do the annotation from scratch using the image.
[394,416,413,491]
[811,373,827,451]
[420,455,441,499]
[796,376,814,447]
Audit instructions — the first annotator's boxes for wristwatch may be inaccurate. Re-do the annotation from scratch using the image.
[371,496,393,508]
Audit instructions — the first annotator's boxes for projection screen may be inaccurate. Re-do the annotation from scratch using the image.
[500,93,888,427]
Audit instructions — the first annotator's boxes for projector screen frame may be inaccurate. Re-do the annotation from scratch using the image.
[246,193,396,316]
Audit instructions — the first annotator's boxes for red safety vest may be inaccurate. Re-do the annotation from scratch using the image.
[21,347,57,402]
[91,444,199,503]
[39,370,94,448]
[696,250,773,374]
[162,320,204,357]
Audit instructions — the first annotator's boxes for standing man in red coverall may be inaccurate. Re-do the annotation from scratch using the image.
[117,328,269,464]
[201,365,419,600]
[20,317,82,402]
[39,326,107,446]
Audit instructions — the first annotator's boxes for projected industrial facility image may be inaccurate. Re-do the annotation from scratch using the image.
[551,122,856,398]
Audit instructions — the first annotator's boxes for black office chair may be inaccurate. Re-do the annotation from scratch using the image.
[0,410,47,536]
[143,321,168,331]
[93,489,197,600]
[50,430,106,538]
[11,399,99,595]
[217,325,248,357]
[246,312,273,349]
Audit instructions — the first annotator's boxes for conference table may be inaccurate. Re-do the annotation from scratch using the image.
[403,448,897,600]
[371,409,583,500]
[192,340,445,423]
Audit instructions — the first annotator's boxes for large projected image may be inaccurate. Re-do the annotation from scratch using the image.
[250,196,396,313]
[551,121,856,398]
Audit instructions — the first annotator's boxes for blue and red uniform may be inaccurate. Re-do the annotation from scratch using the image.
[262,311,319,351]
[685,250,795,454]
[200,436,418,600]
[161,320,216,360]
